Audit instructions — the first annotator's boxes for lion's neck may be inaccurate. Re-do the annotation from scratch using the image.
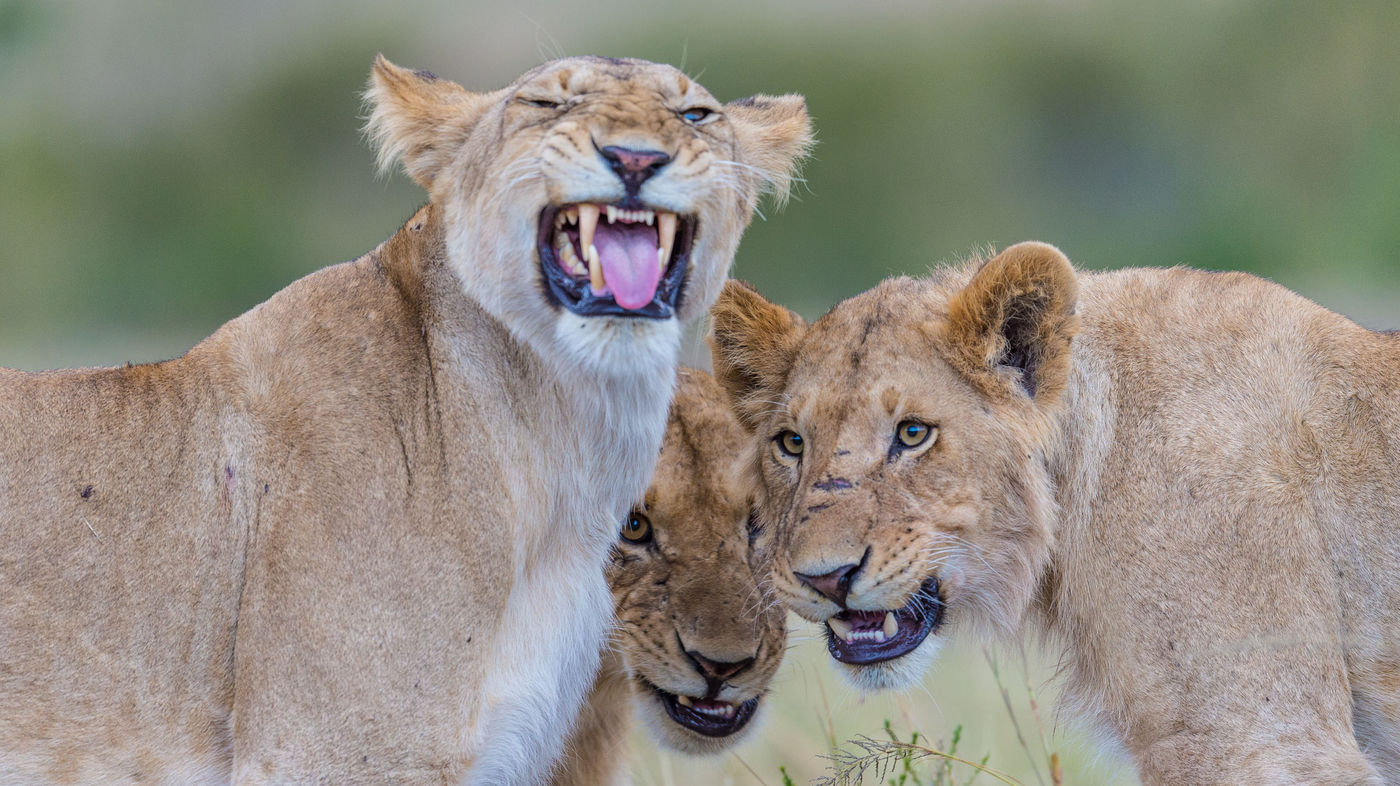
[406,213,675,784]
[437,315,671,786]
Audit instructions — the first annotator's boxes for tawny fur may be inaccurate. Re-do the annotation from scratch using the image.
[0,57,810,785]
[555,369,788,784]
[710,242,1400,785]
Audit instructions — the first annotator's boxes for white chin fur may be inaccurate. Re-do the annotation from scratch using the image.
[552,311,683,377]
[631,690,766,756]
[833,633,945,692]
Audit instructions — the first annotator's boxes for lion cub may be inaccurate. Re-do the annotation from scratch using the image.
[0,57,809,784]
[711,243,1400,785]
[557,368,787,784]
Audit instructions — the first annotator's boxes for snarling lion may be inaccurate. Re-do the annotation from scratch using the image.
[0,56,809,784]
[710,242,1400,784]
[557,368,787,784]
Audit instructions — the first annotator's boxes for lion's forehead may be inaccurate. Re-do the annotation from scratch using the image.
[779,288,972,437]
[514,56,709,104]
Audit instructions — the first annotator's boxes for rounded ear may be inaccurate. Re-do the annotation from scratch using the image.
[362,54,498,191]
[708,280,808,431]
[724,94,815,209]
[942,242,1080,403]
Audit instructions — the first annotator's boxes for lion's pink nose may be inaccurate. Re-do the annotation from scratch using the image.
[600,145,670,194]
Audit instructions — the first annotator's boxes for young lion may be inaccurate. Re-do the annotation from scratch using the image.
[0,57,810,784]
[710,243,1400,785]
[556,368,787,784]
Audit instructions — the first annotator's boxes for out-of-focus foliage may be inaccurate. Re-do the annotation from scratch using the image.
[1,0,1395,369]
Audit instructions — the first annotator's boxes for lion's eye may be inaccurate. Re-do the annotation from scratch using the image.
[680,106,714,124]
[895,420,935,449]
[620,511,653,543]
[776,430,805,458]
[518,97,562,109]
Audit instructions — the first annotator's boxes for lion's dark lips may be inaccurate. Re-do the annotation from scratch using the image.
[642,679,760,738]
[536,203,696,319]
[824,576,944,665]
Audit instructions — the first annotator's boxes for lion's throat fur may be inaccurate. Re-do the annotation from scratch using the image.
[457,338,677,785]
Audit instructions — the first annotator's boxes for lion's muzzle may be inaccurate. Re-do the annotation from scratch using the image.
[538,201,697,318]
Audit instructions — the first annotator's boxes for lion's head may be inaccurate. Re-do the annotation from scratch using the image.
[606,368,787,752]
[364,56,811,375]
[709,243,1080,690]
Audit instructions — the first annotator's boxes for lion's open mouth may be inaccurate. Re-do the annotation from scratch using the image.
[537,203,696,318]
[824,576,944,665]
[644,679,760,737]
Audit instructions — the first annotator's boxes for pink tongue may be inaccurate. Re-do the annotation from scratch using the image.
[593,223,662,310]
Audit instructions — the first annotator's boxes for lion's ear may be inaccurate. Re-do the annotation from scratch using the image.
[725,94,814,209]
[364,54,497,191]
[708,279,808,431]
[943,242,1080,403]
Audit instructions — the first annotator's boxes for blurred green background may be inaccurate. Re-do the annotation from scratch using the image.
[3,1,1397,783]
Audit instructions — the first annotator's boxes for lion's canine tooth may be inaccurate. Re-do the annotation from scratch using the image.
[606,205,617,224]
[883,611,898,639]
[657,212,677,272]
[677,695,693,708]
[578,204,599,258]
[827,616,854,643]
[587,244,604,292]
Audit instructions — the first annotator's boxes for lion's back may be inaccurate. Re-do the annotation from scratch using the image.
[1069,266,1400,765]
[0,253,443,783]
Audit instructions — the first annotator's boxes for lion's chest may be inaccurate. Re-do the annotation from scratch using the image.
[461,540,614,785]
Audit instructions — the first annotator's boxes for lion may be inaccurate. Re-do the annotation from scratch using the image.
[708,242,1400,785]
[554,368,787,784]
[0,56,810,784]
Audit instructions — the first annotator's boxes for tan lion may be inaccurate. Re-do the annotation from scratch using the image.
[0,56,810,784]
[710,243,1400,785]
[556,368,787,785]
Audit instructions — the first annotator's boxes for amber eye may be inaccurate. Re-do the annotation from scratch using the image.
[621,511,653,543]
[776,430,805,458]
[896,420,935,448]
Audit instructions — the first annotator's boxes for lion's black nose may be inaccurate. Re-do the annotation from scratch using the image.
[600,145,670,194]
[685,651,755,684]
[795,562,861,607]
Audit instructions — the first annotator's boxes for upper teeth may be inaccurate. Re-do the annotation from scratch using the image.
[826,612,899,645]
[605,206,657,225]
[553,203,679,287]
